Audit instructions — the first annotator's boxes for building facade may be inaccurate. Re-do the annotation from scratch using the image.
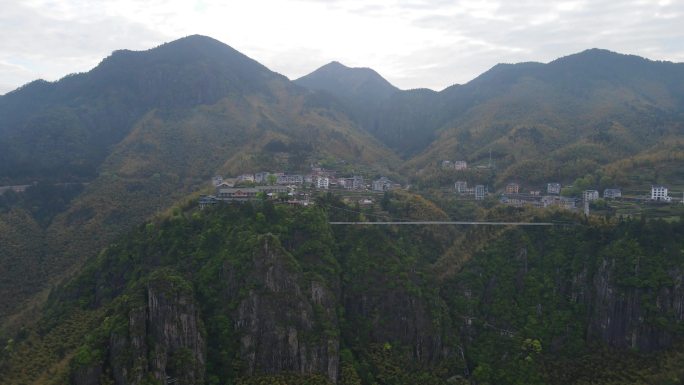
[254,172,271,183]
[583,190,599,201]
[455,181,468,193]
[372,177,392,192]
[603,188,621,199]
[651,185,670,201]
[341,176,364,190]
[547,183,561,195]
[454,160,468,170]
[237,174,255,183]
[316,176,329,190]
[505,183,520,194]
[277,174,304,185]
[475,185,486,200]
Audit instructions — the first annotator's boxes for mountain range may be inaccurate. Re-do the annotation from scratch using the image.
[1,35,683,385]
[295,49,684,189]
[2,35,683,188]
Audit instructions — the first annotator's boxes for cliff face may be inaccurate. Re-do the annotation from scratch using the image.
[587,258,684,351]
[72,232,345,385]
[453,226,684,365]
[345,284,449,363]
[338,225,452,367]
[34,206,683,385]
[229,235,340,382]
[72,271,206,385]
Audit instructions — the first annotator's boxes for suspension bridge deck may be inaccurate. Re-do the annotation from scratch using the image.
[329,221,562,226]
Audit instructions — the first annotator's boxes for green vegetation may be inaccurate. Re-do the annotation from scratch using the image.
[0,35,399,329]
[0,182,84,226]
[2,35,684,385]
[0,196,682,384]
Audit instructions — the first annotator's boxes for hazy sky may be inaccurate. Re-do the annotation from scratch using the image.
[1,0,683,94]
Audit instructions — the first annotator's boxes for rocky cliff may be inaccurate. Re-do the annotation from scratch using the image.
[4,204,683,385]
[588,255,684,351]
[72,270,205,385]
[229,235,340,382]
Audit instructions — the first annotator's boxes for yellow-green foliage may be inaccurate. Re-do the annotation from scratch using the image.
[0,209,45,320]
[235,373,331,385]
[0,309,104,385]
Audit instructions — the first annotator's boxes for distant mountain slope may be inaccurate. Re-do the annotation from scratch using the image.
[295,62,452,156]
[0,35,287,183]
[297,49,684,183]
[407,49,684,187]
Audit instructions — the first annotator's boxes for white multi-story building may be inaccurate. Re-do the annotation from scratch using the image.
[475,185,486,200]
[455,181,468,193]
[583,190,599,202]
[212,176,223,187]
[547,183,561,195]
[651,185,671,202]
[454,160,468,170]
[316,176,329,190]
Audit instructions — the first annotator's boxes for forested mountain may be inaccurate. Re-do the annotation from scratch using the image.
[297,49,684,189]
[410,49,684,187]
[0,35,397,327]
[2,197,683,385]
[295,62,444,156]
[0,35,284,183]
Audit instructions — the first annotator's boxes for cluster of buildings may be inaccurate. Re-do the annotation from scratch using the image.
[200,168,399,208]
[579,185,677,203]
[212,169,398,192]
[499,182,622,210]
[496,181,681,211]
[199,185,301,208]
[500,194,577,210]
[454,180,627,211]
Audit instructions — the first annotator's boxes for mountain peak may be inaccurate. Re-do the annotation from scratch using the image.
[321,60,348,69]
[309,61,391,82]
[295,61,399,100]
[549,47,653,67]
[87,34,283,96]
[153,34,234,53]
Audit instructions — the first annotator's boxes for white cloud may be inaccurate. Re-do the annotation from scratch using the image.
[0,0,683,94]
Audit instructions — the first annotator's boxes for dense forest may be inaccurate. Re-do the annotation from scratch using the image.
[1,194,682,384]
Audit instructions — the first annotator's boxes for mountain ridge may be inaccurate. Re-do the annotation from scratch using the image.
[294,46,684,189]
[0,34,399,328]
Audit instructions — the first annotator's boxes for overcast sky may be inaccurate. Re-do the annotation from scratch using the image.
[1,0,683,94]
